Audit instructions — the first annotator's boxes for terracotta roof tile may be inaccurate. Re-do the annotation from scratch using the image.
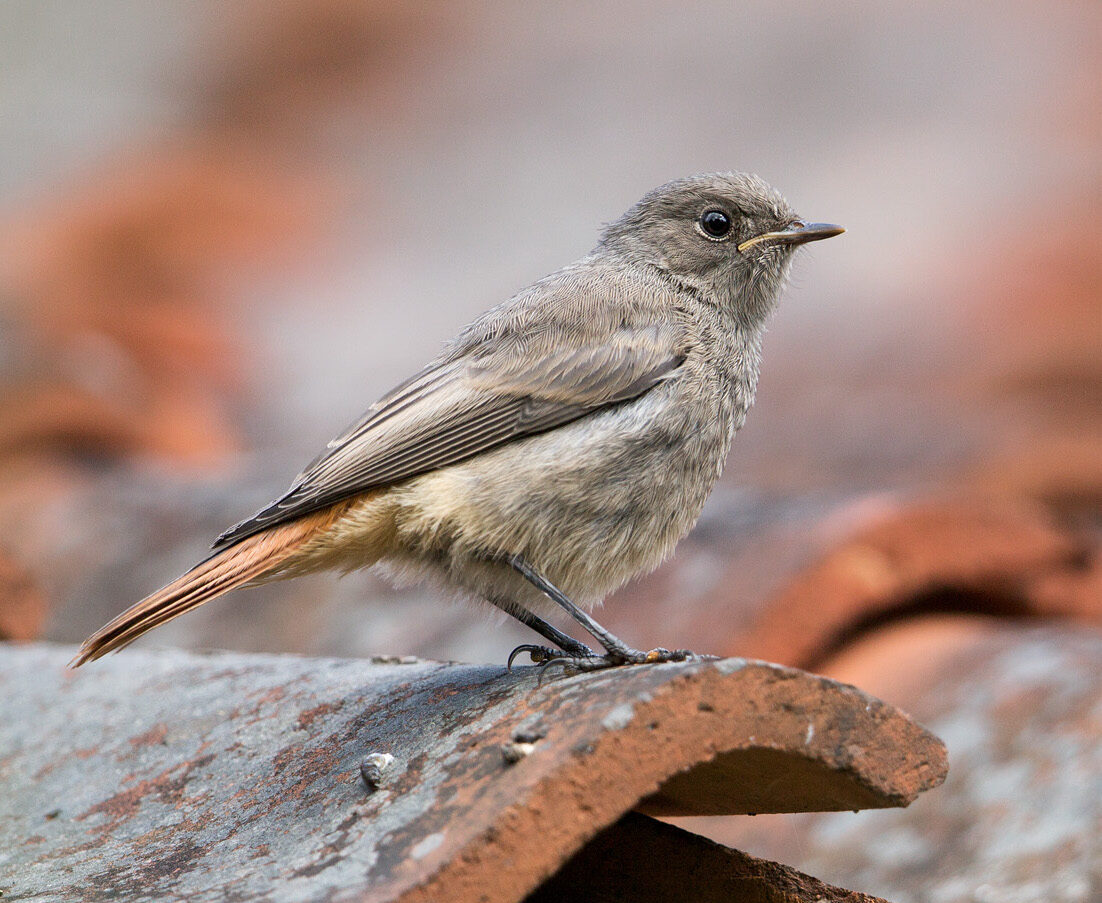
[0,644,946,902]
[690,625,1100,902]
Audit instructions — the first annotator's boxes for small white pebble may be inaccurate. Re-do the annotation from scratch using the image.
[501,741,537,764]
[360,752,396,789]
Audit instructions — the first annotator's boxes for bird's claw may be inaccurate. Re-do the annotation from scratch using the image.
[507,644,561,669]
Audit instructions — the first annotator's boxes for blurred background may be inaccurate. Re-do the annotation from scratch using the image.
[1,2,1098,900]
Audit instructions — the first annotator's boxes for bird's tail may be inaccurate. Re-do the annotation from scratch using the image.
[70,502,353,667]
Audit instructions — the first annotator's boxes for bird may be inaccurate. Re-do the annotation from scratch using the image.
[73,172,843,671]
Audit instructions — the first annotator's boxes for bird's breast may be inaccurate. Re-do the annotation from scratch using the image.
[385,367,743,599]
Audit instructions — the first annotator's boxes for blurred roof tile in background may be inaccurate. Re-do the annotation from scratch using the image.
[0,548,46,641]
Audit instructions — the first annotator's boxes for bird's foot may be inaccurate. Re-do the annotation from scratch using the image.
[511,644,697,676]
[606,646,696,666]
[507,641,595,670]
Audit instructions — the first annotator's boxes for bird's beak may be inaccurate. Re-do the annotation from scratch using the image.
[737,222,845,253]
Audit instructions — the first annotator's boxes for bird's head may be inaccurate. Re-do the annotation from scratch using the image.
[598,172,843,326]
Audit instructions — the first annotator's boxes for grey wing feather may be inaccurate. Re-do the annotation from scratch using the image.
[213,326,684,550]
[289,362,464,484]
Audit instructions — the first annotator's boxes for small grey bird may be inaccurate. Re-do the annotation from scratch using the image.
[73,172,842,670]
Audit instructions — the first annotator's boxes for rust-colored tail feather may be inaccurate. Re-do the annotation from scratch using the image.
[70,504,347,667]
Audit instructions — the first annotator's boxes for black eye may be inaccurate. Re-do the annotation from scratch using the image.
[698,209,732,240]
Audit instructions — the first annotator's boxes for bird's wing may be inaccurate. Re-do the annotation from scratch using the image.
[212,325,684,549]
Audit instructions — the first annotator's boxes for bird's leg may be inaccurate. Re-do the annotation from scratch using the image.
[486,595,594,668]
[505,554,693,669]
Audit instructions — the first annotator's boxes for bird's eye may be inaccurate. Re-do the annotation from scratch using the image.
[697,209,732,240]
